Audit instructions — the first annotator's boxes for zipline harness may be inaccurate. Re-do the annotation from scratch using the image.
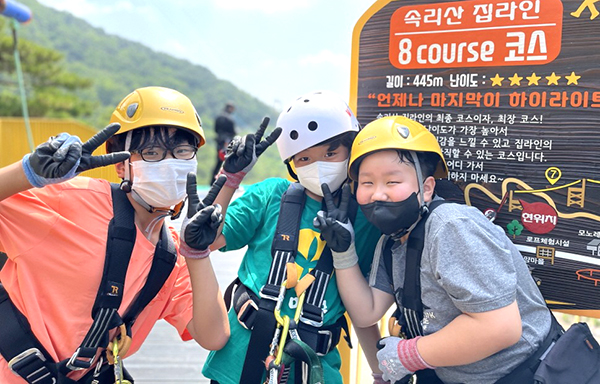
[225,183,355,384]
[0,184,178,384]
[382,199,564,384]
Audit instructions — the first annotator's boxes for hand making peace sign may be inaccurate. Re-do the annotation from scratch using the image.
[181,173,227,254]
[22,123,130,187]
[313,183,355,253]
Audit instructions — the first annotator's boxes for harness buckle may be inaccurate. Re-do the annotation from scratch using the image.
[299,315,323,328]
[8,348,56,384]
[66,348,96,371]
[237,299,259,330]
[316,330,333,356]
[259,284,281,302]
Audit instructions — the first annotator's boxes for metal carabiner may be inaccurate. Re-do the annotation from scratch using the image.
[111,338,132,384]
[106,324,132,365]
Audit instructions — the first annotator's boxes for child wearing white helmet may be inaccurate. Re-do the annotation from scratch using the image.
[317,115,556,384]
[202,91,383,384]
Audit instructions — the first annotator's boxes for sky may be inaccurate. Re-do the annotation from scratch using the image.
[36,0,375,109]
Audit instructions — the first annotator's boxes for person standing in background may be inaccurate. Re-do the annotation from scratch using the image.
[210,102,237,183]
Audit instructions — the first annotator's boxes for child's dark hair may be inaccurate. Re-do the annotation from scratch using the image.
[288,131,356,164]
[395,150,441,179]
[318,131,356,152]
[106,126,199,153]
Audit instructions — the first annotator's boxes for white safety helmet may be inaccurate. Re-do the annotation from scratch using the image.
[275,91,360,162]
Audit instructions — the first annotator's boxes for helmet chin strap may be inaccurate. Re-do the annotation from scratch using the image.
[408,150,429,215]
[129,188,175,234]
[119,130,179,234]
[120,131,133,193]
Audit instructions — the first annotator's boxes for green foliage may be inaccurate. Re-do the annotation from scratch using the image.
[15,0,279,131]
[0,17,94,118]
[4,0,285,183]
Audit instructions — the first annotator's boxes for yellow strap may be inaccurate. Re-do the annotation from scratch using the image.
[274,315,290,365]
[388,316,402,338]
[293,291,306,323]
[285,262,298,289]
[294,273,315,297]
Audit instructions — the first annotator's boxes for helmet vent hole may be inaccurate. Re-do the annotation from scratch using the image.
[308,121,318,131]
[126,103,139,118]
[303,99,310,103]
[290,130,299,140]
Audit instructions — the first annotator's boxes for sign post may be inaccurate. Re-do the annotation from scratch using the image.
[351,0,600,317]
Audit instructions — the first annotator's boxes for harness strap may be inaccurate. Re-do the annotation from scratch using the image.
[301,195,358,328]
[228,280,351,356]
[282,340,324,384]
[240,184,306,384]
[59,185,137,373]
[0,184,178,383]
[123,225,178,328]
[0,284,57,384]
[240,183,358,383]
[383,200,447,339]
[240,296,280,383]
[495,313,564,384]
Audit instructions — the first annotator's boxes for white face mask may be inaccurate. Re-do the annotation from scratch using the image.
[295,160,349,197]
[131,158,197,208]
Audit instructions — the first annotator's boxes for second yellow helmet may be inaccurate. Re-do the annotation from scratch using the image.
[349,116,448,181]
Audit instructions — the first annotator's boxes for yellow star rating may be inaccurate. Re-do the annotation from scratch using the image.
[565,72,581,85]
[526,73,542,86]
[489,72,580,87]
[546,72,561,86]
[509,73,523,86]
[490,74,504,86]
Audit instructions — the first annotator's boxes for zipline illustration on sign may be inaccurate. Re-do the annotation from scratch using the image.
[350,0,600,317]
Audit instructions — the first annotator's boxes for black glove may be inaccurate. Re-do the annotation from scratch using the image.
[22,123,130,187]
[313,184,355,253]
[77,123,130,172]
[181,173,226,252]
[221,117,281,187]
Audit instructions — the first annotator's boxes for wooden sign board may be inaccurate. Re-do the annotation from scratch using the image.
[350,0,600,317]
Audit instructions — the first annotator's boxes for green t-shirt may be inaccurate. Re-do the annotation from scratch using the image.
[202,178,380,384]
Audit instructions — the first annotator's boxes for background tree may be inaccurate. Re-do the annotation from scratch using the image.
[0,17,94,118]
[1,0,287,185]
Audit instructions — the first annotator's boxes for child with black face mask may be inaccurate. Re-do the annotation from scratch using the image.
[317,116,555,384]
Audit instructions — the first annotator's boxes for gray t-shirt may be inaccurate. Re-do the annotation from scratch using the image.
[370,201,551,384]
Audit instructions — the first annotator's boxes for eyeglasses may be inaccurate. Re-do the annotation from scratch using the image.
[135,144,198,162]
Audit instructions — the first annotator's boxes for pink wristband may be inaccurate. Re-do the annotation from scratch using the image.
[397,336,435,372]
[217,168,246,189]
[179,242,211,259]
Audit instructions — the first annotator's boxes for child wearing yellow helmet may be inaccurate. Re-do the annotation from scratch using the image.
[317,115,556,384]
[0,86,280,384]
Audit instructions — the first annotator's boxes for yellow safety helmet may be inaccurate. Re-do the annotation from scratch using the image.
[348,116,448,181]
[109,86,205,147]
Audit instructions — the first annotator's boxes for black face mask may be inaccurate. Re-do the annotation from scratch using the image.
[359,192,421,237]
